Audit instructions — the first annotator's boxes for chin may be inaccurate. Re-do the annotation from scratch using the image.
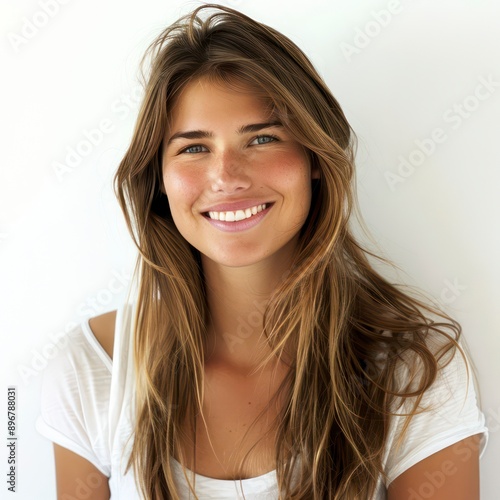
[199,241,297,271]
[202,253,268,269]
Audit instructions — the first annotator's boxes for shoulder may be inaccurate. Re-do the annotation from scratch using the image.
[88,310,117,360]
[384,345,488,486]
[39,315,116,404]
[37,318,116,476]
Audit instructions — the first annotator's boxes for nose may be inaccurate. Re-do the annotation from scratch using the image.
[209,149,251,194]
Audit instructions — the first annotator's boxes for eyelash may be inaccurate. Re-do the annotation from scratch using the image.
[252,134,279,145]
[179,145,207,155]
[177,134,280,155]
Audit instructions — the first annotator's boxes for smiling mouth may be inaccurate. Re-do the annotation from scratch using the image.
[204,203,271,222]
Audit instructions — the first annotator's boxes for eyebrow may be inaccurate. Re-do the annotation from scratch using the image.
[166,121,283,145]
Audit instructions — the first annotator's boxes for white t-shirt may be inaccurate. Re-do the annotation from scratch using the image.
[36,302,488,499]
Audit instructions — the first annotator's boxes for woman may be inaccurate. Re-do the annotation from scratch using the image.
[37,4,488,499]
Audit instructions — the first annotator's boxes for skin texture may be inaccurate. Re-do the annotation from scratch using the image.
[387,434,481,499]
[53,444,110,499]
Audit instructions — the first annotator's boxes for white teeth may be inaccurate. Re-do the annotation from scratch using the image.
[234,210,246,221]
[207,203,268,222]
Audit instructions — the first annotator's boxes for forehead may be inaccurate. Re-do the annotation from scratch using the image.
[167,76,275,132]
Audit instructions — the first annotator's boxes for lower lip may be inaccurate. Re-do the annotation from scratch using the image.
[203,205,272,233]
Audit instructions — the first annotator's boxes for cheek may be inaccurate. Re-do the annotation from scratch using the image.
[267,152,312,201]
[263,148,310,179]
[163,168,201,212]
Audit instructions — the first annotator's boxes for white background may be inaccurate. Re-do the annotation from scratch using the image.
[1,0,499,498]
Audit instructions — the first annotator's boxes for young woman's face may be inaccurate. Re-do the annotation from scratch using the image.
[162,76,318,269]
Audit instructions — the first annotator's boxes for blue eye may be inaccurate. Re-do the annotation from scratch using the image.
[252,134,278,145]
[181,145,207,154]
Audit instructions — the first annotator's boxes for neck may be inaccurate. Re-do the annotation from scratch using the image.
[202,255,293,372]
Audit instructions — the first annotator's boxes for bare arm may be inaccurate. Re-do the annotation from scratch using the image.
[387,434,481,500]
[52,311,117,499]
[53,444,110,499]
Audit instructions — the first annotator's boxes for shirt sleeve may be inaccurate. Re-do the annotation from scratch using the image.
[383,344,488,486]
[35,323,112,476]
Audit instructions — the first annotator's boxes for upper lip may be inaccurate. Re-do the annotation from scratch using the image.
[201,200,273,213]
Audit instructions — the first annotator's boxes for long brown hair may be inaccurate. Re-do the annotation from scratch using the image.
[114,4,462,498]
